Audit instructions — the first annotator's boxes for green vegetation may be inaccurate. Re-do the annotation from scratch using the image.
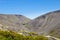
[0,30,48,40]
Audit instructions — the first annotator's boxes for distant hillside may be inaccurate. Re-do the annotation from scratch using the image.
[0,14,31,32]
[27,10,60,38]
[0,10,60,39]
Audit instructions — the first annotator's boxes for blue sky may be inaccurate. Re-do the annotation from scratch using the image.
[0,0,60,19]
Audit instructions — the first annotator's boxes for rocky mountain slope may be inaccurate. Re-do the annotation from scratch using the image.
[27,10,60,38]
[0,10,60,39]
[0,14,31,32]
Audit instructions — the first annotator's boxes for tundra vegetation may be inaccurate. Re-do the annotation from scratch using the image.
[0,30,48,40]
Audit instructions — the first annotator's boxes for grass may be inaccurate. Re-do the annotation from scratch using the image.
[0,30,48,40]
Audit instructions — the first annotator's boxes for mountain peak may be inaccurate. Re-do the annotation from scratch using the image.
[52,10,60,13]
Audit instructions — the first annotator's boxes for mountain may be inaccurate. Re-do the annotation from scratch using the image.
[0,10,60,39]
[27,10,60,38]
[0,14,31,32]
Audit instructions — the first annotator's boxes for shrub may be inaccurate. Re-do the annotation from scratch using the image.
[0,30,48,40]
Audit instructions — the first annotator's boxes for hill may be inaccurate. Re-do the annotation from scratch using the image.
[27,10,60,38]
[0,10,60,40]
[0,14,31,32]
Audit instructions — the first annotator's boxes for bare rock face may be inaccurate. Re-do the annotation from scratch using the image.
[0,14,31,32]
[27,10,60,38]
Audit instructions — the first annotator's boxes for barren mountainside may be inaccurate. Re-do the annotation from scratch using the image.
[27,10,60,38]
[0,14,31,32]
[0,10,60,39]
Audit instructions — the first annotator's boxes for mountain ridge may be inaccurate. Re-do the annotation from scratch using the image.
[0,14,31,32]
[0,10,60,39]
[27,10,60,38]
